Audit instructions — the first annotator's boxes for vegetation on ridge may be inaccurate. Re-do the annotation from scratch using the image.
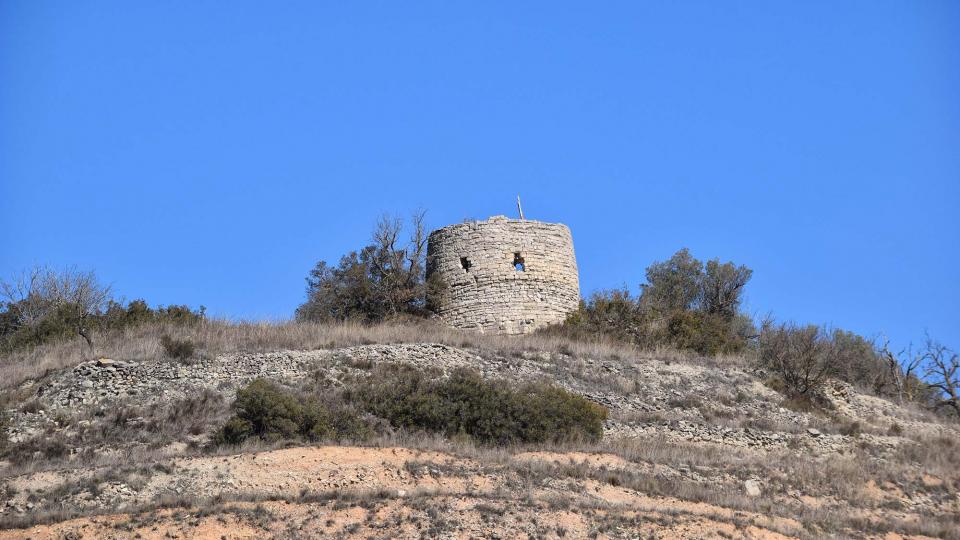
[0,266,203,355]
[1,213,957,419]
[549,247,755,356]
[294,212,443,323]
[216,367,607,447]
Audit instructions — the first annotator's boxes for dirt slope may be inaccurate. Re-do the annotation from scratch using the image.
[2,343,958,538]
[1,446,806,539]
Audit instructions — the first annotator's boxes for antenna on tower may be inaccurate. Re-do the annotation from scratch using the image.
[517,195,525,220]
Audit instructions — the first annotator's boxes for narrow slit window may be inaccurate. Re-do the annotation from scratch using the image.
[460,257,472,272]
[513,252,525,272]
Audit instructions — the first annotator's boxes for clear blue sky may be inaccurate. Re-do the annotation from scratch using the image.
[1,1,957,350]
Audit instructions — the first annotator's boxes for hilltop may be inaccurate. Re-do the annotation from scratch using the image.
[0,321,957,539]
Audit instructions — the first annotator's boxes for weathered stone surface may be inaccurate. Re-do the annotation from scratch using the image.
[426,215,579,334]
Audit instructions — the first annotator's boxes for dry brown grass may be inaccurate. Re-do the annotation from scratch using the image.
[7,434,957,538]
[0,318,698,390]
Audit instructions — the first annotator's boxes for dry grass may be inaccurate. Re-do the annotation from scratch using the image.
[4,319,957,538]
[0,318,695,390]
[7,434,957,538]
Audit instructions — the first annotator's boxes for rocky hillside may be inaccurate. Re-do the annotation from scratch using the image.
[2,341,958,539]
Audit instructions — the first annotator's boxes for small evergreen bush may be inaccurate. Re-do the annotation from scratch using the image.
[217,368,606,447]
[216,379,371,445]
[547,249,755,355]
[351,365,607,445]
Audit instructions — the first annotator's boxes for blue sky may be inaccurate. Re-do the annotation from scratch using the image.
[1,1,957,350]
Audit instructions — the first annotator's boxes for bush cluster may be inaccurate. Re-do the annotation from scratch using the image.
[351,365,607,445]
[217,367,607,447]
[101,300,204,329]
[0,303,81,353]
[295,213,444,323]
[0,296,204,354]
[757,323,838,398]
[215,379,372,445]
[757,321,943,407]
[550,249,755,355]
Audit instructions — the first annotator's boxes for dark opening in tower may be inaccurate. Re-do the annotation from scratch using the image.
[460,257,472,272]
[513,252,525,272]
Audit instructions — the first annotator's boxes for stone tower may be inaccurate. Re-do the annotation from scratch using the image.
[426,215,580,334]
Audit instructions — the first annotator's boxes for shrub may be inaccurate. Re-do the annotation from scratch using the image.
[296,212,442,323]
[662,310,750,356]
[160,335,196,361]
[0,303,82,354]
[639,248,703,312]
[351,366,607,445]
[2,432,70,465]
[756,321,951,409]
[552,289,649,345]
[548,249,754,356]
[0,265,203,355]
[0,266,112,352]
[101,300,204,330]
[518,382,608,443]
[216,379,371,445]
[758,322,837,397]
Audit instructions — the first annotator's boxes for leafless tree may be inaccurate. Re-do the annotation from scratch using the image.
[922,337,959,417]
[758,322,837,397]
[369,211,428,316]
[878,338,924,405]
[0,266,54,326]
[0,266,111,351]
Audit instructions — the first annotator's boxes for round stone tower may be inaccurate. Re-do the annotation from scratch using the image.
[426,215,580,334]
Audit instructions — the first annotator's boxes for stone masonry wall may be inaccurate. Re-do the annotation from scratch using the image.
[426,216,580,334]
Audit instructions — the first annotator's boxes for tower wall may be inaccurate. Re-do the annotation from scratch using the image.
[426,216,580,334]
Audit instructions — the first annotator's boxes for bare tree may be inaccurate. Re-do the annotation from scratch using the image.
[369,211,428,317]
[758,322,837,397]
[0,266,53,326]
[0,266,111,351]
[55,268,112,350]
[878,338,924,405]
[922,337,959,416]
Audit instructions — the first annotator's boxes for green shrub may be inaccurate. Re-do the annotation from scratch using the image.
[547,289,649,346]
[102,300,204,330]
[518,383,608,444]
[0,287,204,355]
[219,368,606,447]
[546,249,755,356]
[160,335,196,361]
[296,213,439,323]
[351,366,607,445]
[216,379,371,445]
[663,310,750,356]
[0,303,79,353]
